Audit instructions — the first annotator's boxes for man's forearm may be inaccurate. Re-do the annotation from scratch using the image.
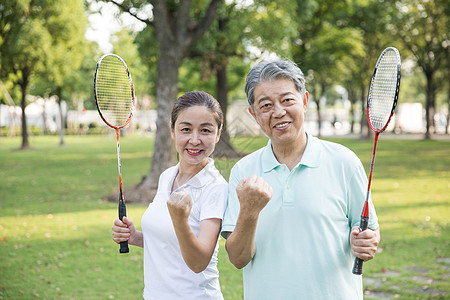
[225,211,259,269]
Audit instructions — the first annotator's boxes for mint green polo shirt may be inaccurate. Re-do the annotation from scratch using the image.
[221,133,379,300]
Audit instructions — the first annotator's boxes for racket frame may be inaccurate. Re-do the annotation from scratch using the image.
[353,47,401,275]
[94,53,135,130]
[367,46,401,134]
[94,53,135,254]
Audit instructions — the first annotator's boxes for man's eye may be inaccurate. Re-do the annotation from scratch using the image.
[260,103,271,109]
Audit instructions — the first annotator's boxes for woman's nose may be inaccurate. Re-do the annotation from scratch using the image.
[189,131,200,145]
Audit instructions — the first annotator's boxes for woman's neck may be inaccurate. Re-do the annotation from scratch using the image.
[172,159,208,192]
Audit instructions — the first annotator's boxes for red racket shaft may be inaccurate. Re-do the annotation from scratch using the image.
[116,128,129,254]
[352,132,379,275]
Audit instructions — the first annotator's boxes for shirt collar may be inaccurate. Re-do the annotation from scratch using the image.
[171,158,219,192]
[262,131,321,173]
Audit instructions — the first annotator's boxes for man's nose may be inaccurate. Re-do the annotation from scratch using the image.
[273,102,286,117]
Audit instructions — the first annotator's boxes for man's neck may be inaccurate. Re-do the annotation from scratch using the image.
[271,132,308,171]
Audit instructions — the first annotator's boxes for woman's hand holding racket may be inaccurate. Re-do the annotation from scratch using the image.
[112,217,136,244]
[352,47,401,275]
[94,54,135,254]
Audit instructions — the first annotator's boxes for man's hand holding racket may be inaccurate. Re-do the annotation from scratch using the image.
[350,226,380,262]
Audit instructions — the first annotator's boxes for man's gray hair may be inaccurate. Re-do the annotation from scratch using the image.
[244,59,306,108]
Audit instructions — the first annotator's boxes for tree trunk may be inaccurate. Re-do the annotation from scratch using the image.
[424,71,435,140]
[348,88,357,134]
[57,88,65,145]
[137,49,180,191]
[42,100,48,135]
[447,68,450,134]
[217,64,229,141]
[213,63,242,158]
[312,88,321,137]
[19,71,30,149]
[109,0,222,203]
[360,83,369,139]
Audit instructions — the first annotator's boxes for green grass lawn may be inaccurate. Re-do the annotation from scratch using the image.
[0,134,449,299]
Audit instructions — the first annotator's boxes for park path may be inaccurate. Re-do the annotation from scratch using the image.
[363,258,450,299]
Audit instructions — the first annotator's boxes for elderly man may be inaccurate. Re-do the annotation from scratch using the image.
[221,59,380,299]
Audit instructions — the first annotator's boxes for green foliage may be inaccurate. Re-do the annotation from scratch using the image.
[33,0,89,98]
[112,29,151,102]
[0,135,448,299]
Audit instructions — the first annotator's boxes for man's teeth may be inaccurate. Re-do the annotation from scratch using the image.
[275,123,289,128]
[187,149,201,153]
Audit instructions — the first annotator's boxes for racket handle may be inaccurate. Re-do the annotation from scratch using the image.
[352,216,369,275]
[118,200,129,254]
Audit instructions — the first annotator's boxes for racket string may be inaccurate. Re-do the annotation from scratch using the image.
[368,50,399,131]
[96,56,133,127]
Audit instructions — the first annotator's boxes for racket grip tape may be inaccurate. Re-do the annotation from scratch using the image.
[118,200,129,254]
[352,216,369,275]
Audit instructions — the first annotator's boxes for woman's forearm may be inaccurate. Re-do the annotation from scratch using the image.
[172,219,220,273]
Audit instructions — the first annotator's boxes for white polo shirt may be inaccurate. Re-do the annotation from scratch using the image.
[141,158,227,300]
[221,133,379,300]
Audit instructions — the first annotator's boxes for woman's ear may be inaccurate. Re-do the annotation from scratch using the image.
[215,126,222,144]
[170,123,175,140]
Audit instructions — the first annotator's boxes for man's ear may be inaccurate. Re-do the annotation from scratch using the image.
[303,91,309,111]
[248,106,256,120]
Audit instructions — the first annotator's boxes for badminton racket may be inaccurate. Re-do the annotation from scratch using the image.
[352,47,401,275]
[94,54,135,254]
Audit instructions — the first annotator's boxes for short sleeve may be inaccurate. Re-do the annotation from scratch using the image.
[199,182,228,222]
[220,165,241,238]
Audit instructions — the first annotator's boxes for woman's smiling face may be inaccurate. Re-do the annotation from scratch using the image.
[171,105,221,168]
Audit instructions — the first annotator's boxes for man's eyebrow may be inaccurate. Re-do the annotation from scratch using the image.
[256,92,295,104]
[257,96,270,104]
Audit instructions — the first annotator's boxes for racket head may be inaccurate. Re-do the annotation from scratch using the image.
[367,47,401,133]
[94,54,135,129]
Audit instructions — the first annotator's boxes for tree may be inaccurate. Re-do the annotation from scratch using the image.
[111,29,150,109]
[392,0,449,139]
[290,0,365,137]
[0,2,52,148]
[174,0,300,158]
[35,0,88,145]
[1,0,88,148]
[105,0,223,200]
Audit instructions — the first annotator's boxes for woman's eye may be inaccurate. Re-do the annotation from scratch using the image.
[201,128,212,133]
[180,128,190,132]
